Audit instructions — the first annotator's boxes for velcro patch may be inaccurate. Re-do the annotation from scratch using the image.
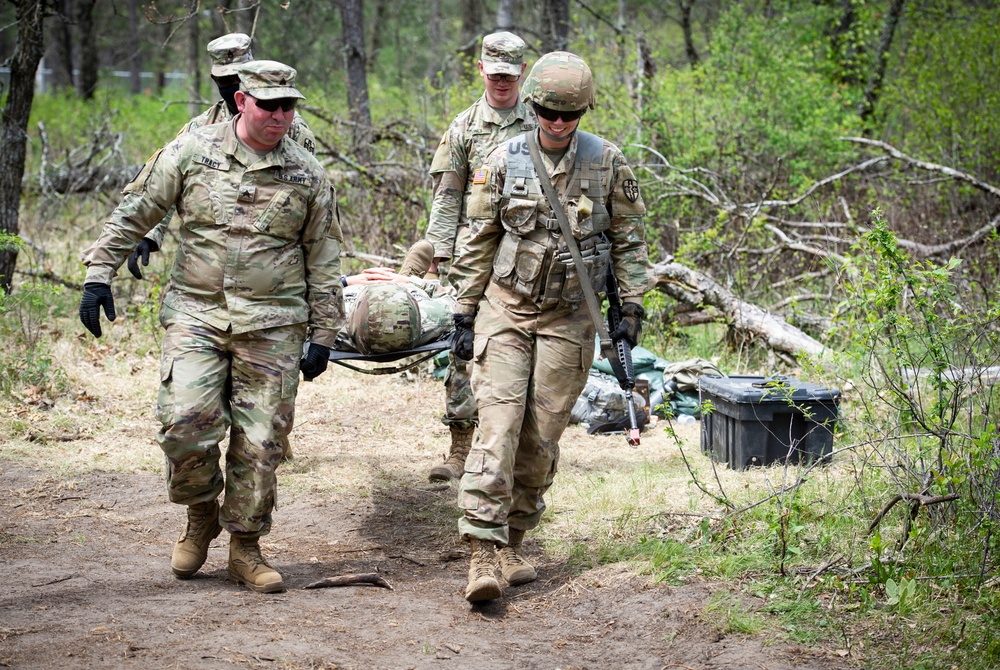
[193,154,224,170]
[622,179,640,203]
[472,167,488,184]
[277,172,309,185]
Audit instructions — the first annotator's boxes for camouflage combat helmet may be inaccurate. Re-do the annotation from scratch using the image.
[521,51,596,112]
[348,284,420,355]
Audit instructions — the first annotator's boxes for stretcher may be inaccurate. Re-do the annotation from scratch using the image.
[326,333,454,375]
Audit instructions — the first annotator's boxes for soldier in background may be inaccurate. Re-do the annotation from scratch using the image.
[127,32,316,276]
[422,32,536,483]
[79,61,343,594]
[449,52,654,602]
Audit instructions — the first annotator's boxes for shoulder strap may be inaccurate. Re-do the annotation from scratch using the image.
[570,131,605,201]
[504,134,534,199]
[525,132,616,359]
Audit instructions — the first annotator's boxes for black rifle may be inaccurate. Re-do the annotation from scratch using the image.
[604,262,641,447]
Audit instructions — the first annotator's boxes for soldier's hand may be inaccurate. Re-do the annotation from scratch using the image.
[127,238,160,280]
[300,343,331,382]
[451,313,475,361]
[610,302,644,348]
[79,282,117,338]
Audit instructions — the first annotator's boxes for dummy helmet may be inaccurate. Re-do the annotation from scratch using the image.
[349,284,420,355]
[521,51,596,112]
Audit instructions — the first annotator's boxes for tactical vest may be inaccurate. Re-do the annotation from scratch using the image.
[492,131,612,309]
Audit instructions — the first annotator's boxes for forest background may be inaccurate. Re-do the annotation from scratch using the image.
[1,1,999,668]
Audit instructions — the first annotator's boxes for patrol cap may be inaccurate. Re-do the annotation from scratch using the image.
[238,60,305,100]
[480,31,526,76]
[207,33,253,77]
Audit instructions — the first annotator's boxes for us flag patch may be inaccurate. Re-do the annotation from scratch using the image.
[472,167,488,184]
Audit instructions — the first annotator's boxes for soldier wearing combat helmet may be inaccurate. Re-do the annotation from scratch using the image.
[449,51,653,602]
[421,31,537,484]
[80,60,344,595]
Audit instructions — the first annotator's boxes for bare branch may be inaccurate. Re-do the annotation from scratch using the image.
[843,136,1000,199]
[867,492,961,534]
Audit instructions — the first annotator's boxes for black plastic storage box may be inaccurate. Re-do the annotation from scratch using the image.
[699,375,840,470]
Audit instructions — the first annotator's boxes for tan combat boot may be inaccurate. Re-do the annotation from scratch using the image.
[399,240,434,278]
[279,435,293,462]
[498,528,537,586]
[428,425,473,482]
[228,536,285,593]
[465,537,502,602]
[171,500,222,578]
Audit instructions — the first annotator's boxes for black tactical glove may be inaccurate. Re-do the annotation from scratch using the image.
[300,343,330,382]
[610,302,644,348]
[79,282,117,338]
[451,313,475,361]
[127,238,160,279]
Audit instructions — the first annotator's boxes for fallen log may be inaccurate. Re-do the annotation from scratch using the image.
[652,260,830,360]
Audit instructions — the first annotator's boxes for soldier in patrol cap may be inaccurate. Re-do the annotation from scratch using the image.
[421,31,536,484]
[125,35,319,463]
[126,33,316,280]
[448,51,653,602]
[79,60,344,595]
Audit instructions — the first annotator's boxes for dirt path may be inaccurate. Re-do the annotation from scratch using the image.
[1,361,854,669]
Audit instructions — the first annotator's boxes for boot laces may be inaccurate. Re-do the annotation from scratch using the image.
[500,546,528,567]
[237,539,268,568]
[185,507,215,540]
[472,547,497,580]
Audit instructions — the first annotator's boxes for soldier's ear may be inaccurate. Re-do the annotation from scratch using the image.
[234,90,248,113]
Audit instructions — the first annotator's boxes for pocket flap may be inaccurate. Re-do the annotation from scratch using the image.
[501,197,537,234]
[160,357,175,383]
[493,233,518,278]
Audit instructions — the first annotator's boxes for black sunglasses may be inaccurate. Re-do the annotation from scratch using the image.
[486,73,520,82]
[251,96,297,112]
[532,103,584,122]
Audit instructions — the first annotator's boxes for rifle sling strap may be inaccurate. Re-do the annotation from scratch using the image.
[525,133,615,358]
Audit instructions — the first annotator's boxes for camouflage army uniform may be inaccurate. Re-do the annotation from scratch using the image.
[82,116,343,537]
[142,91,316,251]
[336,279,455,354]
[424,32,536,435]
[146,33,316,248]
[451,127,652,545]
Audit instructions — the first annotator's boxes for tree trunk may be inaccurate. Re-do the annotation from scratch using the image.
[652,261,829,360]
[543,0,570,53]
[830,0,859,85]
[497,0,516,31]
[858,0,906,126]
[234,0,255,36]
[127,0,142,94]
[0,0,47,295]
[155,20,171,94]
[368,0,388,72]
[47,0,75,90]
[210,0,231,36]
[188,10,201,117]
[423,0,442,80]
[678,0,699,66]
[339,0,372,157]
[76,0,98,99]
[459,0,482,72]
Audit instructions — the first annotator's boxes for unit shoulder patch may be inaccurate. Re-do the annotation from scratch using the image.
[622,179,640,203]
